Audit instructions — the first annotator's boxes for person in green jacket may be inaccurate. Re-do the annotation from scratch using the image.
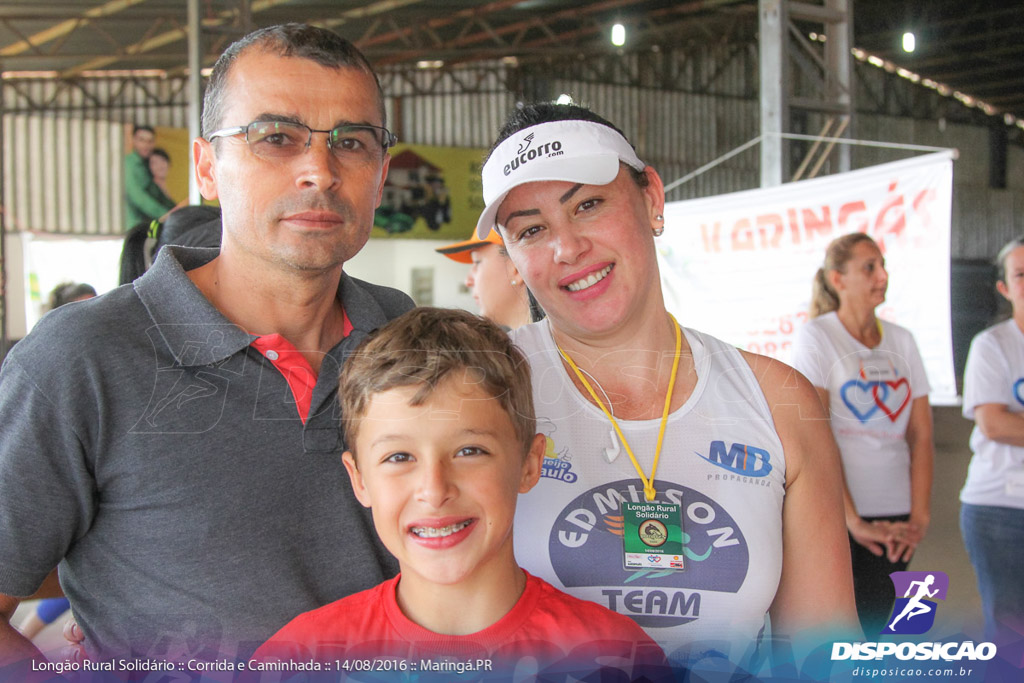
[124,124,176,230]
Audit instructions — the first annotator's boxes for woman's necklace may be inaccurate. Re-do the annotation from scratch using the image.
[554,315,682,502]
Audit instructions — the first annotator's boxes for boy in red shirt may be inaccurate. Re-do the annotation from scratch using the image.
[253,308,669,680]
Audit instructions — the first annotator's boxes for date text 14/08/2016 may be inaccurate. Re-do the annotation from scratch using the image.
[337,659,494,674]
[31,658,494,676]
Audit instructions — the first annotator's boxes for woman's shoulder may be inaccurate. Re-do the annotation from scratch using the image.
[968,319,1020,356]
[509,318,551,351]
[976,318,1017,342]
[738,348,818,401]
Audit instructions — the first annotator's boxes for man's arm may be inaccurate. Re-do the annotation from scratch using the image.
[26,570,62,601]
[0,353,95,664]
[0,594,45,666]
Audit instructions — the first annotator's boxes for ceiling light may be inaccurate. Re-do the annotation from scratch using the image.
[555,94,573,105]
[1,70,59,79]
[611,23,626,47]
[902,32,916,53]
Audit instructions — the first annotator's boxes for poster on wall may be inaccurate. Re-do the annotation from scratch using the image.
[657,151,956,404]
[373,143,487,242]
[122,125,191,199]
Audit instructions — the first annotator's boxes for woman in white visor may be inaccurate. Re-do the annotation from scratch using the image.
[477,103,859,667]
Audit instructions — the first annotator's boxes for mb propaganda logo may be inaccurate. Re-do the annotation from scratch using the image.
[832,570,997,663]
[548,478,749,629]
[696,441,773,485]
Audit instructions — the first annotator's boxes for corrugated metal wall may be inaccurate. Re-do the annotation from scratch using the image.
[3,113,123,234]
[2,76,189,235]
[381,63,516,149]
[2,50,1021,254]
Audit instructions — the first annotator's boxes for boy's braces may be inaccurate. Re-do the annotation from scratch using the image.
[411,520,472,538]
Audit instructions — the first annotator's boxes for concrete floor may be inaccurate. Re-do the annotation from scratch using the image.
[13,405,984,651]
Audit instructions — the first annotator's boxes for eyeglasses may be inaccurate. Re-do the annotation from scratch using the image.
[206,120,398,160]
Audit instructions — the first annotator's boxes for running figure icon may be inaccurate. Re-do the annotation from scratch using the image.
[888,574,939,630]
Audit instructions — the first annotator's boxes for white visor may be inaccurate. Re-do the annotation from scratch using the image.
[475,120,646,239]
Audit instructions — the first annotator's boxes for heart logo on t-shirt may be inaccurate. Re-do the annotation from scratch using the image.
[840,380,882,422]
[1013,378,1024,407]
[872,378,911,422]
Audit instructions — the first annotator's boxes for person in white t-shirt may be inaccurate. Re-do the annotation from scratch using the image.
[474,102,859,667]
[790,232,934,636]
[960,236,1024,641]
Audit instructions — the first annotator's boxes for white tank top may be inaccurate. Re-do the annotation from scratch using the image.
[511,320,786,664]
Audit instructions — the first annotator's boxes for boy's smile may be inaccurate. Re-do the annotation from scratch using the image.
[343,375,544,595]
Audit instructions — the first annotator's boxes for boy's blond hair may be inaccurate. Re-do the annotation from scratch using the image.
[339,307,536,457]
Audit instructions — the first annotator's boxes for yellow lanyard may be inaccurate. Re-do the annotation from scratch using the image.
[555,314,682,502]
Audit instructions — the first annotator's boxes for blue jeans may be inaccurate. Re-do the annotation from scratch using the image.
[960,502,1024,640]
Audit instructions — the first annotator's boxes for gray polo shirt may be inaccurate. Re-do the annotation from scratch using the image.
[0,247,413,660]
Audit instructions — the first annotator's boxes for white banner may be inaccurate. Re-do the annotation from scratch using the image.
[657,151,956,404]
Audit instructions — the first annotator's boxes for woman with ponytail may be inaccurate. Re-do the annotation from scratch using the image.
[791,232,934,636]
[118,205,222,285]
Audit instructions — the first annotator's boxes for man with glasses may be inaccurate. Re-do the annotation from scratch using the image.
[0,24,412,669]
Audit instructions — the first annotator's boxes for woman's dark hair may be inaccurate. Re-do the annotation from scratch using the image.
[150,147,170,163]
[119,206,222,285]
[48,282,97,310]
[485,102,648,188]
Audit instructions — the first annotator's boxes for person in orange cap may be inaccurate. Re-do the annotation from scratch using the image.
[436,229,534,329]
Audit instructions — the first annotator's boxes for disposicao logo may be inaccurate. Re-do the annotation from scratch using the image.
[883,571,947,635]
[831,570,997,663]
